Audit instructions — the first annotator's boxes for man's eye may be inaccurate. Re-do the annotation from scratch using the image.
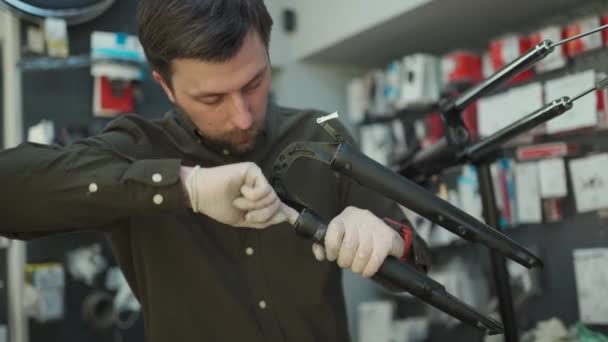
[199,96,222,105]
[244,78,263,92]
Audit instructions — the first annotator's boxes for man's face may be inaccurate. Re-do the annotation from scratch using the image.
[154,29,271,155]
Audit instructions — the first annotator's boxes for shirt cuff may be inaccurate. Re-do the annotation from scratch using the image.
[382,217,413,262]
[382,217,431,272]
[121,159,186,214]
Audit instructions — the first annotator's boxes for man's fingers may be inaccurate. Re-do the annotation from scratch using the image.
[242,164,272,201]
[245,199,282,223]
[390,229,405,258]
[336,229,358,269]
[241,182,272,202]
[243,163,261,187]
[281,203,300,225]
[312,243,326,261]
[243,203,300,229]
[362,247,389,278]
[233,190,277,211]
[350,231,372,274]
[233,197,252,211]
[361,233,393,278]
[325,219,345,262]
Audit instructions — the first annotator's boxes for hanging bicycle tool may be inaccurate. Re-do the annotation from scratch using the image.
[272,112,537,334]
[273,113,541,269]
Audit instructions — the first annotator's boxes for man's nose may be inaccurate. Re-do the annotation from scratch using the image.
[230,93,253,130]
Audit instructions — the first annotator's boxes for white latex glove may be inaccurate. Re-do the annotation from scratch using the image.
[312,206,405,278]
[181,163,296,228]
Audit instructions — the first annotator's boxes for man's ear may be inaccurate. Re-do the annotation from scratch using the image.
[153,71,176,103]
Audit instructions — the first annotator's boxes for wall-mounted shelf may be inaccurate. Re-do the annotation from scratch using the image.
[18,55,91,71]
[18,55,147,72]
[304,0,605,67]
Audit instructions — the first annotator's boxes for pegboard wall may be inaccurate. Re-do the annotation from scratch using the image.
[13,0,170,341]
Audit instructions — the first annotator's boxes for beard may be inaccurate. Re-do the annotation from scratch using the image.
[176,104,266,156]
[203,123,265,155]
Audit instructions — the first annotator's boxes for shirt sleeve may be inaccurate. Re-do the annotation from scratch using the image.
[0,132,186,240]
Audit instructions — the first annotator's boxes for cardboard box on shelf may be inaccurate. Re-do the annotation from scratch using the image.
[489,34,533,84]
[564,16,603,57]
[441,51,482,87]
[529,26,567,73]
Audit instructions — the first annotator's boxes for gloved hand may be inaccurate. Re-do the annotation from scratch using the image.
[311,206,404,278]
[181,162,297,228]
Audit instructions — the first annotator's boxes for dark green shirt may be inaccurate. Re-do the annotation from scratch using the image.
[0,103,429,342]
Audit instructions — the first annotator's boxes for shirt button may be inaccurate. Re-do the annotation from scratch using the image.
[258,300,267,309]
[245,247,254,256]
[152,173,163,183]
[88,183,98,193]
[153,194,164,205]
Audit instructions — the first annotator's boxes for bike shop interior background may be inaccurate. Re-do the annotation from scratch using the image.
[1,0,608,341]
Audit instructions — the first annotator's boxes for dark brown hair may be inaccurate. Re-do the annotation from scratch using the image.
[136,0,273,85]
